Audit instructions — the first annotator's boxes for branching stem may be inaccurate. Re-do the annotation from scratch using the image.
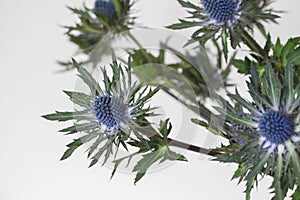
[242,30,268,58]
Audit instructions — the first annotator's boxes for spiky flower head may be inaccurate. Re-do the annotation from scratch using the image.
[43,56,160,166]
[60,0,135,69]
[215,61,300,199]
[168,0,279,48]
[202,0,241,26]
[92,0,117,18]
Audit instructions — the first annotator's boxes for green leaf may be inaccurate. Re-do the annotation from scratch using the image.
[112,0,122,18]
[285,62,294,108]
[245,152,270,197]
[59,123,97,135]
[177,0,199,9]
[232,163,250,184]
[132,144,187,184]
[158,119,172,142]
[89,139,114,167]
[214,107,257,128]
[228,93,261,116]
[63,91,93,108]
[232,59,250,74]
[72,58,103,97]
[274,38,282,57]
[263,33,272,53]
[191,118,209,127]
[61,134,98,160]
[264,60,281,109]
[286,141,300,182]
[167,19,202,30]
[42,111,76,122]
[273,151,283,200]
[281,37,300,65]
[133,148,165,184]
[222,31,228,62]
[111,152,140,179]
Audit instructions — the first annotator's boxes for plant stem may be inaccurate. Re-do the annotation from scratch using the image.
[135,126,221,157]
[168,138,220,156]
[125,32,153,62]
[242,30,268,58]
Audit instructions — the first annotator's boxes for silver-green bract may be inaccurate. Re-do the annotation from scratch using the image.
[167,0,279,48]
[214,61,300,199]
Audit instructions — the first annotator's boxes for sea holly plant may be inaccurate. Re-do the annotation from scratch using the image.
[45,0,300,199]
[43,56,157,164]
[43,55,196,181]
[60,0,135,69]
[213,62,300,199]
[167,0,279,52]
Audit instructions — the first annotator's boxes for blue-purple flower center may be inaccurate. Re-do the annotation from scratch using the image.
[92,96,128,132]
[202,0,239,25]
[258,110,294,144]
[92,0,117,18]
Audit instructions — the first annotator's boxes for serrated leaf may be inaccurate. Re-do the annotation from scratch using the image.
[72,58,103,97]
[111,152,140,179]
[232,163,250,183]
[232,59,250,74]
[191,118,209,127]
[222,31,228,61]
[59,123,96,135]
[63,91,93,108]
[61,134,98,160]
[285,62,294,108]
[89,139,114,167]
[214,107,257,128]
[228,93,261,116]
[167,19,201,30]
[42,111,77,122]
[177,0,199,9]
[264,60,281,109]
[133,148,165,184]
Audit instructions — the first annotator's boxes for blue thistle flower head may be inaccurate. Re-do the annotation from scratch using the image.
[258,110,295,145]
[92,96,129,134]
[92,0,117,18]
[202,0,241,26]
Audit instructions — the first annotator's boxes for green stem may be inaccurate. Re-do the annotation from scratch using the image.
[126,32,153,62]
[242,30,268,58]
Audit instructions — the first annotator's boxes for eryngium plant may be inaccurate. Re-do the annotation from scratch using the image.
[168,0,279,48]
[213,61,300,199]
[43,56,187,182]
[59,0,135,70]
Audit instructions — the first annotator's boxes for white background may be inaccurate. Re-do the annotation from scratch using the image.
[0,0,299,199]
